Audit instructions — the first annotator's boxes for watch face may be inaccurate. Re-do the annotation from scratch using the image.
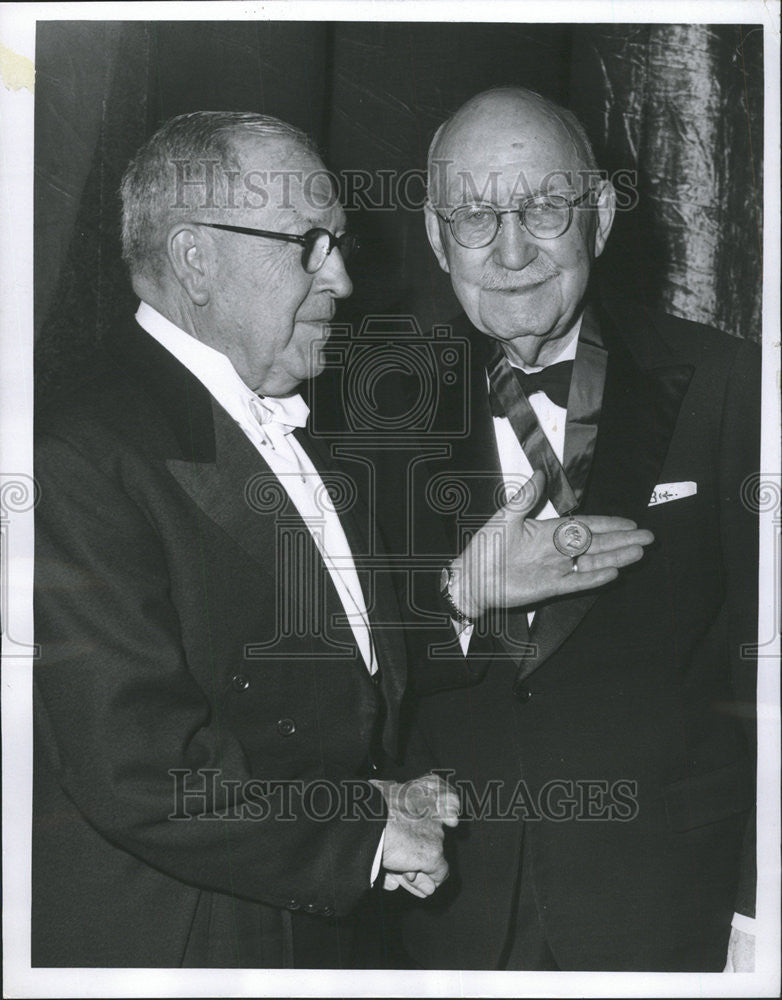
[439,566,450,595]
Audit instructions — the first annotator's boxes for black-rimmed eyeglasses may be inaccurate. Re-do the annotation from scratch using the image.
[435,189,593,248]
[193,222,358,274]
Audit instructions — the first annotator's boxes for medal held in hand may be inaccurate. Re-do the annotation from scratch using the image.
[553,517,593,558]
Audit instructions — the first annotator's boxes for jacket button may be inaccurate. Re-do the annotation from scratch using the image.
[304,903,319,914]
[286,899,300,911]
[277,717,296,736]
[369,672,381,687]
[513,680,532,703]
[231,674,250,692]
[323,907,335,917]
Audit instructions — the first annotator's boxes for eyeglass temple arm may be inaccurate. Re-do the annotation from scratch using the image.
[197,223,307,247]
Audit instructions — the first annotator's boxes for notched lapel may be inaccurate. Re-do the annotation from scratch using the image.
[433,336,507,548]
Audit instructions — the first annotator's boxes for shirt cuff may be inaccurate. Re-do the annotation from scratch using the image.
[731,912,757,935]
[370,829,385,886]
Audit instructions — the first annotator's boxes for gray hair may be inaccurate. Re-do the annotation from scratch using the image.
[427,87,598,207]
[120,111,318,279]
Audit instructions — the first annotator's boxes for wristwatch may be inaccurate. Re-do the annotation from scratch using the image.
[439,565,474,626]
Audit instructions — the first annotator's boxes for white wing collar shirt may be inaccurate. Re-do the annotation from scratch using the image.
[136,301,377,676]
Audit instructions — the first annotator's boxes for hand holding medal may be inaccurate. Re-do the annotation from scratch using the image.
[445,471,655,620]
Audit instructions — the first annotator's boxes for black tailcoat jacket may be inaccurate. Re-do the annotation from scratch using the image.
[32,322,407,968]
[376,300,759,971]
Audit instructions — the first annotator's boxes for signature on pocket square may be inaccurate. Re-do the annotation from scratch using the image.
[648,482,697,506]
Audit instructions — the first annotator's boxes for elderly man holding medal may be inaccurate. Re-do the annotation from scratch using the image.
[372,86,759,973]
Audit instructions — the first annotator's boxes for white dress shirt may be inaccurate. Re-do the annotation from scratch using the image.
[136,302,377,675]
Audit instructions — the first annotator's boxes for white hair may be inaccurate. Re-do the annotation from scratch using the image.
[120,111,318,279]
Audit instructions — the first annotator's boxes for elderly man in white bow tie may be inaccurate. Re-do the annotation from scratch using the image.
[33,110,461,971]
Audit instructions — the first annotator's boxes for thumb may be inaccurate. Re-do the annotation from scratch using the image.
[505,470,546,518]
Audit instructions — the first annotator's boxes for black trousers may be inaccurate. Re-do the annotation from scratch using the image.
[498,826,559,970]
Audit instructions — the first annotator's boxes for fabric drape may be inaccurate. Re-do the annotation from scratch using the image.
[34,21,763,396]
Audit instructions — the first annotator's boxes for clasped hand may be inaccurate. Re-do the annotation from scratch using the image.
[372,773,459,898]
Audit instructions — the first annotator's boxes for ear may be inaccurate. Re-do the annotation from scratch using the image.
[592,180,616,259]
[166,225,211,306]
[424,203,451,274]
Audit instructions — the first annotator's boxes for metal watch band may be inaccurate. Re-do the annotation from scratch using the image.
[440,566,474,626]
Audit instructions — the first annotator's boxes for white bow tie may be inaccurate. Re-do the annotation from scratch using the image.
[251,393,310,434]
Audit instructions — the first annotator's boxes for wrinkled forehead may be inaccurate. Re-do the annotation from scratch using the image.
[235,134,344,228]
[433,106,586,209]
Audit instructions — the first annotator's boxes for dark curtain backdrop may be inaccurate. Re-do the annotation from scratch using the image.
[34,21,763,396]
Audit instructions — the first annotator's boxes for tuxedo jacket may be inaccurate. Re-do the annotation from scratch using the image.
[32,322,407,968]
[376,300,759,971]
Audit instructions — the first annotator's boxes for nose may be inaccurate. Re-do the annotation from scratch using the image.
[317,247,353,299]
[492,213,538,272]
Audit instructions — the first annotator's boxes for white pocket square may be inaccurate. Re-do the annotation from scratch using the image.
[648,481,697,506]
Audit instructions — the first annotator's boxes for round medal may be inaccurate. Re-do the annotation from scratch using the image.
[553,518,593,558]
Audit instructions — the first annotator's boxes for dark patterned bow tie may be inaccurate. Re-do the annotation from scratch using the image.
[489,359,574,414]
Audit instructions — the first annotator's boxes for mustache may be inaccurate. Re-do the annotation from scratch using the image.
[480,267,557,290]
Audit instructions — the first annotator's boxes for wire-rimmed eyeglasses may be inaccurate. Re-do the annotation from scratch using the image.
[192,222,358,274]
[435,189,593,248]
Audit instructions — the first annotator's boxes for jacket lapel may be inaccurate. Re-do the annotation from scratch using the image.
[124,322,407,738]
[168,397,306,585]
[112,322,294,583]
[518,307,694,679]
[292,424,409,755]
[436,322,507,548]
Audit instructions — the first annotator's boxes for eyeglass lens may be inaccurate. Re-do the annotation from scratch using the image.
[450,195,573,247]
[303,230,357,273]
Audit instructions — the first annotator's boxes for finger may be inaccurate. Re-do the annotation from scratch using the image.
[396,878,428,899]
[440,797,460,826]
[419,777,460,824]
[588,528,654,554]
[503,470,546,517]
[433,790,460,823]
[428,800,460,824]
[578,515,639,533]
[383,873,403,891]
[554,566,620,593]
[423,856,450,887]
[403,871,438,896]
[579,544,645,572]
